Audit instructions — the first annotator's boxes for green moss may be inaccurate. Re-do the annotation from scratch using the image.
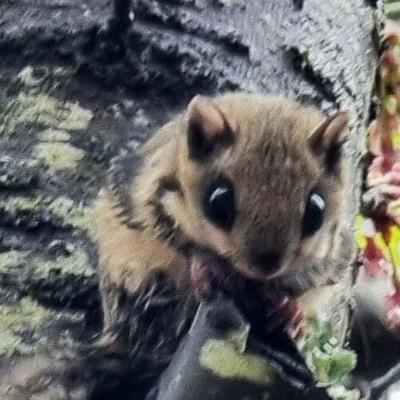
[52,66,75,78]
[7,92,93,133]
[26,95,93,172]
[1,65,92,141]
[0,246,92,282]
[300,317,359,399]
[301,316,335,355]
[31,100,92,171]
[32,142,85,172]
[47,196,96,238]
[1,92,59,135]
[309,346,357,385]
[0,330,24,357]
[39,128,71,142]
[199,321,274,384]
[2,196,41,212]
[0,65,93,176]
[16,66,45,88]
[1,196,96,238]
[0,297,53,356]
[0,196,95,276]
[0,237,92,281]
[0,250,29,272]
[386,1,400,20]
[33,248,93,278]
[59,102,93,131]
[200,339,273,385]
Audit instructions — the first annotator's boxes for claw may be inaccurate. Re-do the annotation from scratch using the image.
[190,255,214,300]
[264,297,305,340]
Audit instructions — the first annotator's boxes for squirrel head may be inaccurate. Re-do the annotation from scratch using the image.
[170,93,349,281]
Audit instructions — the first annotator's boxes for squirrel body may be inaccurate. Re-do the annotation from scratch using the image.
[95,92,354,331]
[1,93,356,400]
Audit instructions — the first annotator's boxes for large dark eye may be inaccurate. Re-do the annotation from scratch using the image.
[203,177,236,230]
[302,192,325,237]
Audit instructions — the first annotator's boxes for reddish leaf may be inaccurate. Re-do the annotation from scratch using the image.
[386,282,400,328]
[359,237,388,278]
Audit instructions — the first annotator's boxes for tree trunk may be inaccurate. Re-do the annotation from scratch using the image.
[0,0,380,398]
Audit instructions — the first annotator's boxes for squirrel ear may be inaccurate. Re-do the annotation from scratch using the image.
[186,95,233,160]
[308,112,349,172]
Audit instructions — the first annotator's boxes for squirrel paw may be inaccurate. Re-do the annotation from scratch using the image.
[264,297,305,340]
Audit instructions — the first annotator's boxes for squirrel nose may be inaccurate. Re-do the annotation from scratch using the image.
[251,252,281,274]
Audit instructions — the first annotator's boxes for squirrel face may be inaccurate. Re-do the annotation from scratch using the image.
[167,93,349,281]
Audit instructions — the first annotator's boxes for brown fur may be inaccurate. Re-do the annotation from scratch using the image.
[95,92,353,328]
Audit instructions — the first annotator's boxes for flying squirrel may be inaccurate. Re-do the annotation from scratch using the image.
[95,92,355,336]
[0,93,357,400]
